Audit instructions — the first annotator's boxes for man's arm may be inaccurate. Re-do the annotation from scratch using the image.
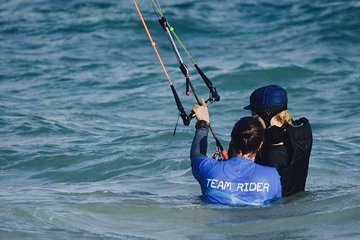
[190,121,209,163]
[190,100,211,164]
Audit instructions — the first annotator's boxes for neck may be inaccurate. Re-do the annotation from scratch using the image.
[237,153,256,161]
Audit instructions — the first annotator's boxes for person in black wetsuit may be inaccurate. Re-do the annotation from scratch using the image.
[243,85,313,197]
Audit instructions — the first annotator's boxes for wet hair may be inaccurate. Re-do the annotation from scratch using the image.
[229,117,264,157]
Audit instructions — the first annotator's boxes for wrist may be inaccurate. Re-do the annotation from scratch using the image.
[195,120,210,130]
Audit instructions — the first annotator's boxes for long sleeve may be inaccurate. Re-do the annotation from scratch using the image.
[190,127,209,163]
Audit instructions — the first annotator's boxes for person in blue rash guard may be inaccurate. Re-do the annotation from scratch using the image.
[190,100,282,206]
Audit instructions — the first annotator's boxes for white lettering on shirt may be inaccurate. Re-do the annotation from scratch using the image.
[208,179,270,192]
[207,179,232,191]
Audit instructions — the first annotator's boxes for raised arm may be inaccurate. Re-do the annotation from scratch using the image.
[190,100,211,163]
[190,121,209,163]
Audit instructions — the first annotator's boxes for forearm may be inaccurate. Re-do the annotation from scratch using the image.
[190,125,209,162]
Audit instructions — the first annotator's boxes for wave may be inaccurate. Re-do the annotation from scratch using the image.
[213,64,313,91]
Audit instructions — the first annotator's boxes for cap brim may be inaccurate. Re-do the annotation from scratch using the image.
[243,105,252,110]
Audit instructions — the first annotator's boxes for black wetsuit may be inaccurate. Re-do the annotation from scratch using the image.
[255,117,313,197]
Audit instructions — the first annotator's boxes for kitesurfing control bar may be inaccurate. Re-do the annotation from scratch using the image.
[135,0,228,159]
[158,14,220,104]
[158,15,220,111]
[133,0,190,126]
[194,64,220,102]
[170,85,191,126]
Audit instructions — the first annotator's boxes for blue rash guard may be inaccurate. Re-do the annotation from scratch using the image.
[190,126,282,206]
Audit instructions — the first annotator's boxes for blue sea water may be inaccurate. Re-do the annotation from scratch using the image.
[1,0,360,239]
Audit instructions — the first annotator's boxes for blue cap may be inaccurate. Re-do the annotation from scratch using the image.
[244,85,288,110]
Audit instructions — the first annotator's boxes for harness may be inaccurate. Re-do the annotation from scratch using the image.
[133,0,228,160]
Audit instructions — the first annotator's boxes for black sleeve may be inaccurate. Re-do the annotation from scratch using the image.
[190,121,209,163]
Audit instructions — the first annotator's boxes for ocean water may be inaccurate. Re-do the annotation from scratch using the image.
[1,0,360,239]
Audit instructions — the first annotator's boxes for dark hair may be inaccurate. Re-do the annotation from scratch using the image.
[229,117,264,157]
